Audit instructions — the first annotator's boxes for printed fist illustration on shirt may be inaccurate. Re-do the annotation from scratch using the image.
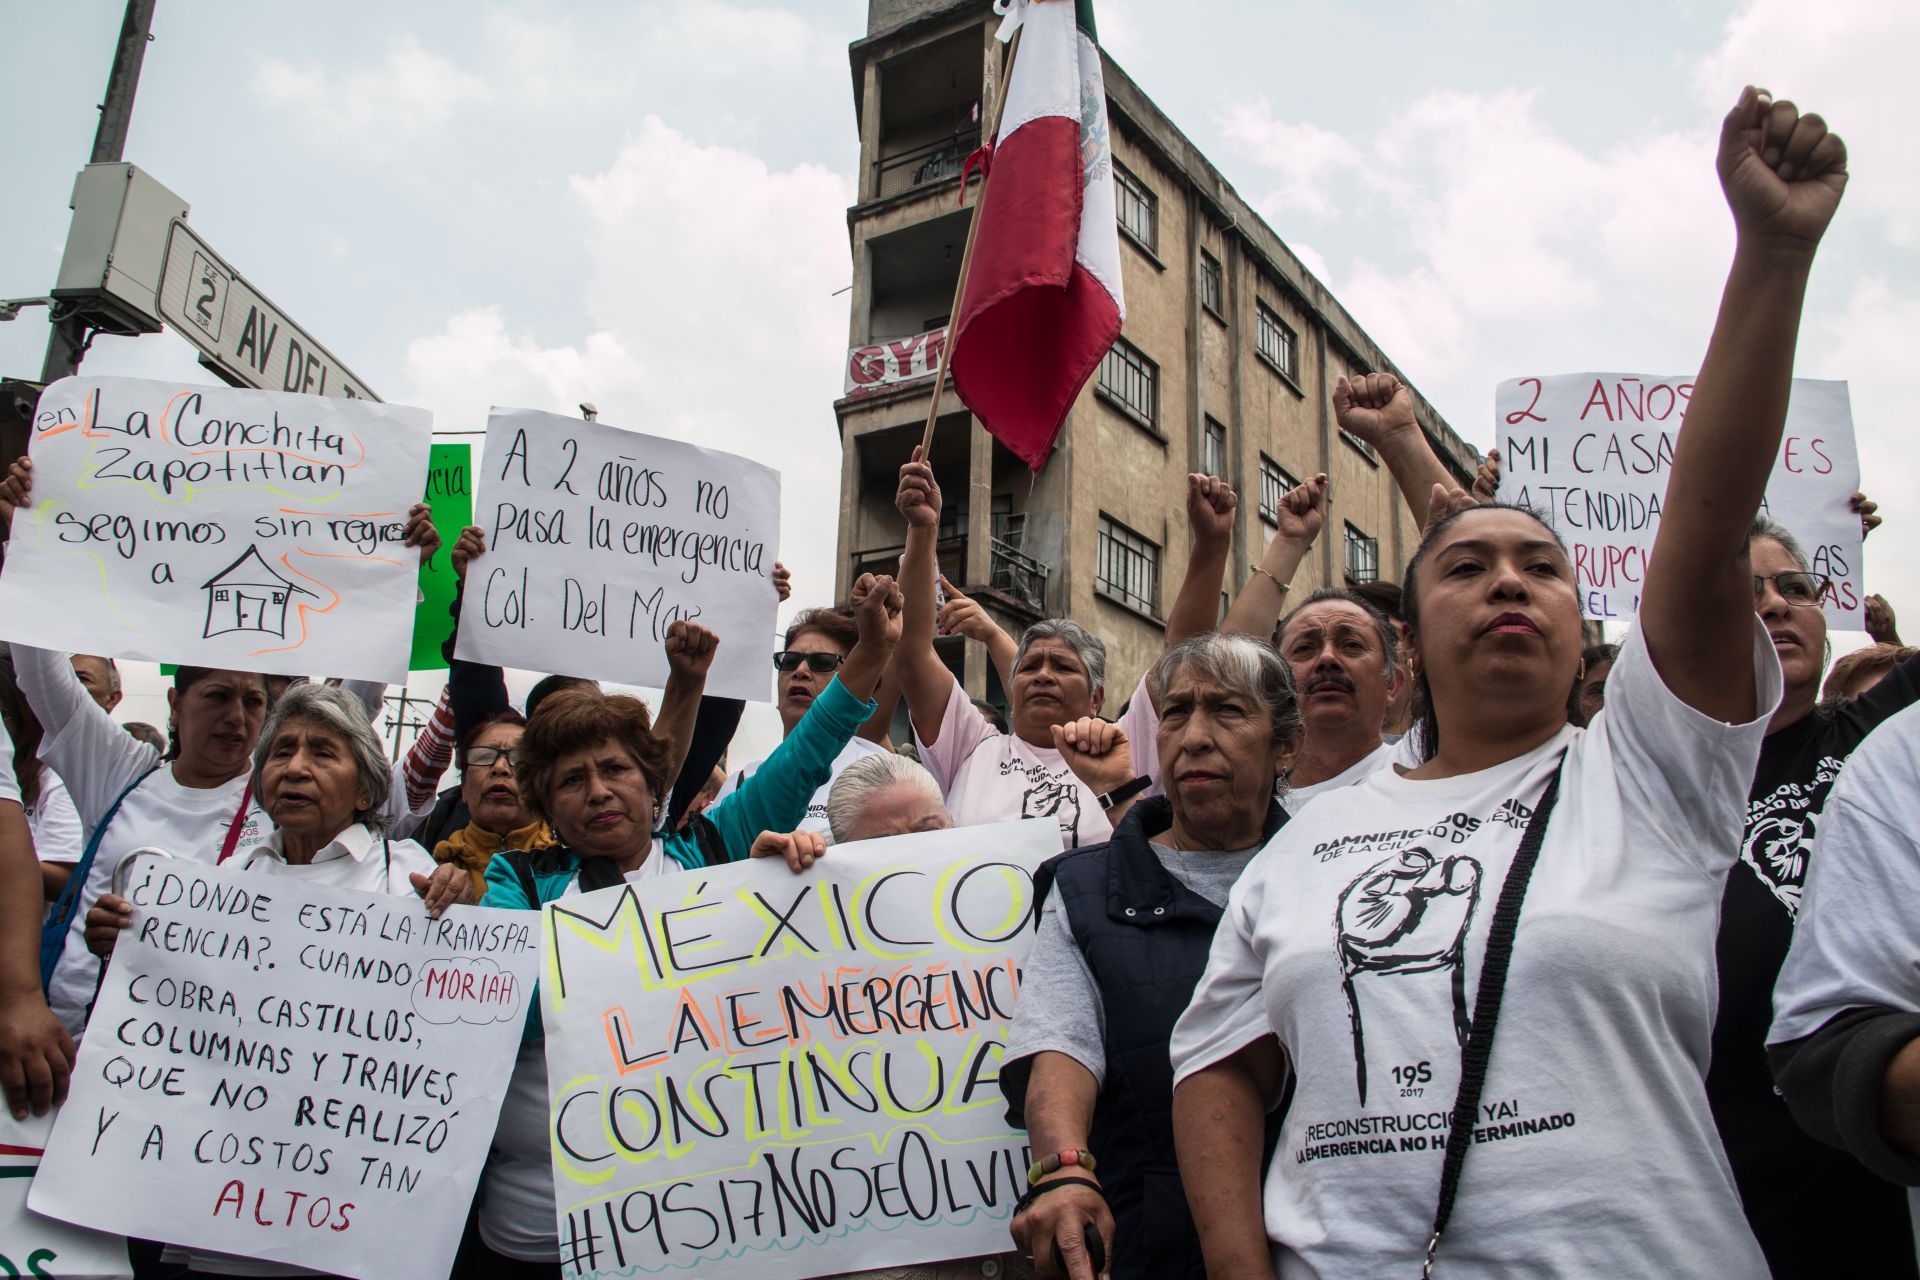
[1336,846,1482,1104]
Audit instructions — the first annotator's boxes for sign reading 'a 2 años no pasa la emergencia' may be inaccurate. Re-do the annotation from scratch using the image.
[156,219,379,402]
[1495,373,1862,628]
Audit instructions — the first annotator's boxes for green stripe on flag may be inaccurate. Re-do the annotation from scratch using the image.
[0,1166,37,1178]
[1076,0,1098,41]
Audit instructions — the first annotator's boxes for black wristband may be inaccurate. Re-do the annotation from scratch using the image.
[1014,1174,1105,1217]
[1098,775,1150,811]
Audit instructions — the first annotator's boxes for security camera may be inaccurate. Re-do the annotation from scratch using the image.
[579,402,598,421]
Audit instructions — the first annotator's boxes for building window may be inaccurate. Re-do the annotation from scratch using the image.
[1115,163,1157,254]
[1202,416,1227,478]
[1199,250,1224,319]
[1256,302,1297,382]
[1345,521,1380,585]
[1098,338,1159,430]
[1258,455,1298,525]
[1097,515,1161,617]
[1340,428,1380,464]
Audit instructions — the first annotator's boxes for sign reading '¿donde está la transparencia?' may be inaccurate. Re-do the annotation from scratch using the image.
[455,406,782,701]
[540,819,1059,1280]
[28,862,538,1280]
[0,376,433,684]
[1495,373,1862,628]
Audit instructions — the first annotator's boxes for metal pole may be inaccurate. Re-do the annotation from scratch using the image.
[42,0,157,383]
[92,0,157,164]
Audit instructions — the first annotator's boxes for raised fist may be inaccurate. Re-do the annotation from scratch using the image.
[851,572,905,649]
[1337,847,1481,976]
[664,620,720,680]
[1718,87,1847,249]
[1273,473,1327,545]
[1186,472,1237,544]
[1051,716,1134,796]
[1333,373,1418,448]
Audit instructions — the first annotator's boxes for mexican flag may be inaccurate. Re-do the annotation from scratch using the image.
[948,0,1125,472]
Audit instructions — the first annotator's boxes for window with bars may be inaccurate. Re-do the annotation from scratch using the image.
[1256,302,1298,381]
[1199,250,1224,318]
[1259,454,1298,525]
[1203,416,1227,478]
[1097,515,1161,616]
[1345,521,1380,584]
[1115,163,1157,253]
[1098,338,1158,429]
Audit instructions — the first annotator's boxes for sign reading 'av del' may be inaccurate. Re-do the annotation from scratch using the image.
[157,219,379,402]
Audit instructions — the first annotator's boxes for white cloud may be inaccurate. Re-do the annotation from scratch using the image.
[1217,102,1355,218]
[250,37,490,141]
[662,3,835,73]
[1696,0,1920,246]
[404,115,855,615]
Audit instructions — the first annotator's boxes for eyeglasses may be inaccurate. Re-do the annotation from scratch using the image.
[1753,572,1831,609]
[774,651,846,673]
[466,746,522,769]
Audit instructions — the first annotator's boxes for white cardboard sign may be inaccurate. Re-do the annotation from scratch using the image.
[454,408,780,701]
[30,862,539,1280]
[539,820,1057,1280]
[1495,374,1862,627]
[1,1112,130,1279]
[0,377,432,682]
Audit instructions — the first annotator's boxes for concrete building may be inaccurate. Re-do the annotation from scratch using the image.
[835,0,1479,717]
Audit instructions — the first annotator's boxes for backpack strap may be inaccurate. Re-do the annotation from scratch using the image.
[41,764,160,994]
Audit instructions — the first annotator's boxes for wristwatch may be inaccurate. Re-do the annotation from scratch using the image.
[1097,776,1150,811]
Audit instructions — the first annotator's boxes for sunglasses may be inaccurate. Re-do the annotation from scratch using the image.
[1753,572,1831,609]
[466,746,522,769]
[774,650,847,673]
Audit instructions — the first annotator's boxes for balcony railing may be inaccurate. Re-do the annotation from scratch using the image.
[872,127,980,201]
[989,536,1048,615]
[848,533,1049,618]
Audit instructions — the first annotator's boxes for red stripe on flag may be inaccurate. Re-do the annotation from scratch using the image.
[949,116,1122,472]
[0,1143,44,1157]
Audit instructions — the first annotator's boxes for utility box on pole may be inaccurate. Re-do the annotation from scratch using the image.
[50,162,187,337]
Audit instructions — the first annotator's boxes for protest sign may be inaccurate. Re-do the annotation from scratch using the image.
[1,1112,130,1280]
[539,819,1056,1280]
[30,861,538,1280]
[455,408,780,701]
[411,443,474,671]
[0,377,433,683]
[1495,374,1863,627]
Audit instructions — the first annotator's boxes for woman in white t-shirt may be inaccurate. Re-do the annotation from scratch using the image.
[1167,89,1846,1278]
[890,468,1245,851]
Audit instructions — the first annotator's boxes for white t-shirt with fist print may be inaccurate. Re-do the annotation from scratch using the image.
[1171,619,1781,1277]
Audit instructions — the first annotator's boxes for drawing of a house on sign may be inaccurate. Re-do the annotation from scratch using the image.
[202,546,315,640]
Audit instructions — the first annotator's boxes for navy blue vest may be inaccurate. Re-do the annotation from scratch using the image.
[1003,796,1286,1280]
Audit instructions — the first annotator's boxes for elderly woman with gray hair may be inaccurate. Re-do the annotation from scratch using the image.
[84,684,472,959]
[893,456,1252,850]
[998,633,1301,1280]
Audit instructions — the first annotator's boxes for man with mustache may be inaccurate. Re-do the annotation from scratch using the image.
[1274,587,1405,813]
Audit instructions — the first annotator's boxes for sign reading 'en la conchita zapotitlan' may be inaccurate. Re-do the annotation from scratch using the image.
[29,863,538,1280]
[1495,373,1862,628]
[539,819,1058,1280]
[0,376,432,683]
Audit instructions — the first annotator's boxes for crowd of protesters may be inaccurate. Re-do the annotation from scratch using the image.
[0,86,1915,1280]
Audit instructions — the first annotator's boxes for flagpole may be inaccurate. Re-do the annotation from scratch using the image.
[918,22,1025,458]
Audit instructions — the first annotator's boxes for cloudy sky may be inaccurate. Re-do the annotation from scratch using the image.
[5,0,1914,746]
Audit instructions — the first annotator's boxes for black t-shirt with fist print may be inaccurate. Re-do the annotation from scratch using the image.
[1711,651,1920,1279]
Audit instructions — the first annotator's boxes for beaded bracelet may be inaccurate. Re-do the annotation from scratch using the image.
[1027,1148,1097,1187]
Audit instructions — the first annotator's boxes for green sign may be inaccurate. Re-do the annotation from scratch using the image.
[411,443,473,671]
